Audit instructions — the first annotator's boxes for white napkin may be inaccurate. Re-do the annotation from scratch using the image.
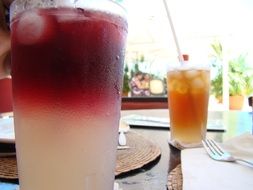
[182,133,253,190]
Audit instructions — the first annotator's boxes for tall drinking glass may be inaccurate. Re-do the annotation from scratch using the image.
[10,0,127,189]
[167,63,210,148]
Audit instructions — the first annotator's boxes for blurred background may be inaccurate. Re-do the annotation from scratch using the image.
[119,0,253,111]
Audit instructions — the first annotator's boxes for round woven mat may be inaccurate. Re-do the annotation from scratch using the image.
[115,131,161,176]
[0,131,161,179]
[0,157,18,179]
[167,164,183,190]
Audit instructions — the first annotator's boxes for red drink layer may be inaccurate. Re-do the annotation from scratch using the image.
[11,8,127,115]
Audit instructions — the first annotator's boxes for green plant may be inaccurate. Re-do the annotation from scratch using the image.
[211,41,223,61]
[211,69,223,99]
[123,64,130,94]
[210,41,253,98]
[130,53,143,78]
[245,75,253,96]
[228,54,253,96]
[210,41,223,99]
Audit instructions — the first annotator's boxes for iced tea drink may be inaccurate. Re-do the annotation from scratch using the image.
[167,65,210,148]
[10,0,127,190]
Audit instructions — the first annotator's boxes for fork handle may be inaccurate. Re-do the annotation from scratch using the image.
[236,158,253,166]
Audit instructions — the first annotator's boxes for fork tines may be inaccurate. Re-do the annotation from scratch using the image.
[203,139,253,165]
[202,139,224,157]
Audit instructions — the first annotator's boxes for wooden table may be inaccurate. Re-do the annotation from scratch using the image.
[0,109,252,190]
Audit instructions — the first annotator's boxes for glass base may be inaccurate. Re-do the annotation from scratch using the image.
[168,139,203,150]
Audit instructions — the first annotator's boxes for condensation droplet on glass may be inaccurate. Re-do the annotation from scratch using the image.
[114,83,121,97]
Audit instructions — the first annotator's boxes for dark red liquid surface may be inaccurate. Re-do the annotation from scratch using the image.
[11,8,127,113]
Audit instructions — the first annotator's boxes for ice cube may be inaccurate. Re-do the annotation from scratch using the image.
[168,79,177,91]
[184,70,199,79]
[191,77,205,89]
[190,77,206,94]
[200,70,210,86]
[16,10,56,45]
[169,80,188,94]
[176,82,188,94]
[168,70,183,80]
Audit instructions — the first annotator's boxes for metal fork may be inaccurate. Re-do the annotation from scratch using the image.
[202,139,253,166]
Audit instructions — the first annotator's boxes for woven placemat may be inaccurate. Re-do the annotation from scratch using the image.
[115,131,161,176]
[167,164,183,190]
[0,157,18,179]
[0,131,161,179]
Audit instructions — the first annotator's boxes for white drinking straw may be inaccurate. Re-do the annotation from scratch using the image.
[162,0,184,63]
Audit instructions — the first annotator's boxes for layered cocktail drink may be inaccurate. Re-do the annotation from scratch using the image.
[167,65,210,148]
[10,0,127,189]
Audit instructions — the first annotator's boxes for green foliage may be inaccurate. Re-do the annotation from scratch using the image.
[228,54,253,96]
[211,41,223,62]
[130,53,144,78]
[211,69,223,98]
[210,40,253,98]
[210,41,223,99]
[123,64,130,93]
[245,75,253,95]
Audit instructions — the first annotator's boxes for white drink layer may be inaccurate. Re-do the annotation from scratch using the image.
[14,111,119,190]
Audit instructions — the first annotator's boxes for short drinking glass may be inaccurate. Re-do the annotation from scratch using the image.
[167,63,210,148]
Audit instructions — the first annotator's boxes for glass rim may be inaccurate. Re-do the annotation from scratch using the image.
[166,63,211,72]
[10,0,127,22]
